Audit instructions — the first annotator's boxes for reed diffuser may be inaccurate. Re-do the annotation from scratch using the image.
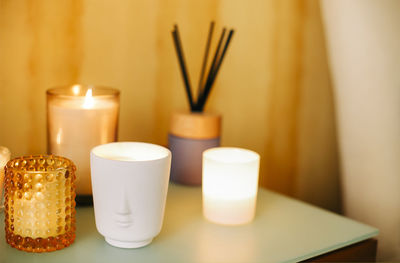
[171,22,235,112]
[169,22,235,185]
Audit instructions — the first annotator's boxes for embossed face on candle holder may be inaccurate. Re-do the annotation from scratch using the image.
[112,190,133,229]
[90,142,171,248]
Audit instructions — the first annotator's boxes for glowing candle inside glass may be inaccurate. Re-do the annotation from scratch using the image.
[4,155,76,252]
[202,147,260,225]
[47,85,119,198]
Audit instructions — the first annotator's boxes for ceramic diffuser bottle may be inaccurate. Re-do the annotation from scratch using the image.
[170,22,234,185]
[169,111,221,185]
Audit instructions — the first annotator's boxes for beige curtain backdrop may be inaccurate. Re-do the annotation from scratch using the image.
[0,0,340,212]
[321,0,400,259]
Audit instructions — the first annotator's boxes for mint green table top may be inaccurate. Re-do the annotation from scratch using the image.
[0,183,378,263]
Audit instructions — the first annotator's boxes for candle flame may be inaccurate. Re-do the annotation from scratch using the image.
[83,88,94,109]
[56,128,63,145]
[72,85,81,95]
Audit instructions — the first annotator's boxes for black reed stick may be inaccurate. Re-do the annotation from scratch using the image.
[197,21,215,99]
[209,29,235,85]
[196,29,235,112]
[171,26,195,111]
[171,22,234,112]
[193,28,226,111]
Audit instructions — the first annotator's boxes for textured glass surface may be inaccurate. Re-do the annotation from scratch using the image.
[4,155,76,252]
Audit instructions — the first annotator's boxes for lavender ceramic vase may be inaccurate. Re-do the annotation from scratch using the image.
[168,111,221,185]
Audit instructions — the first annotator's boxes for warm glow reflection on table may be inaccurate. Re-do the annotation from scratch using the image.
[0,184,378,263]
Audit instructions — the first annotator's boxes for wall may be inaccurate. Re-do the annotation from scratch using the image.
[0,0,340,212]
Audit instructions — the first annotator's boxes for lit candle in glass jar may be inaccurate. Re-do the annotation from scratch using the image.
[202,147,260,225]
[47,85,119,202]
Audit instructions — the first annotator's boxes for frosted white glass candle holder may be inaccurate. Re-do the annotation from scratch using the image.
[90,142,171,248]
[202,147,260,225]
[47,85,119,205]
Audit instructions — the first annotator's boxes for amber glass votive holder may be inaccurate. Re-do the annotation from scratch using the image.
[4,155,76,252]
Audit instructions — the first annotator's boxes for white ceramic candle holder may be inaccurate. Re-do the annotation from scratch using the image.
[90,142,171,248]
[202,147,260,225]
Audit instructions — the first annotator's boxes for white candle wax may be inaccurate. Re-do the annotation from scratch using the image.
[202,147,260,225]
[13,172,67,238]
[47,87,119,195]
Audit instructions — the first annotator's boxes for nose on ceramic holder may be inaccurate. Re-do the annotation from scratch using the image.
[168,111,221,186]
[90,142,171,248]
